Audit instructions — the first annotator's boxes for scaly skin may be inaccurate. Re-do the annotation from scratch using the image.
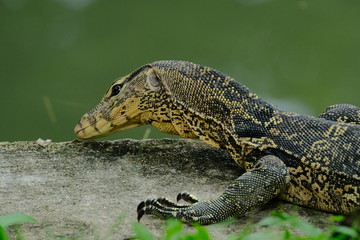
[74,60,360,224]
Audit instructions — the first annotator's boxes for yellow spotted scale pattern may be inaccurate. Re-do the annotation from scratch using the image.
[75,60,360,224]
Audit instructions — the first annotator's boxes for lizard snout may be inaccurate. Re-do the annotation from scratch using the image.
[74,113,112,140]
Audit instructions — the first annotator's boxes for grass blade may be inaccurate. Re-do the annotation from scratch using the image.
[0,213,36,228]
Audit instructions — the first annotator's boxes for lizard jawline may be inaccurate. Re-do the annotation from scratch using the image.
[74,115,140,140]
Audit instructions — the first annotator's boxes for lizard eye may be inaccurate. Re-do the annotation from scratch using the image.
[110,84,122,97]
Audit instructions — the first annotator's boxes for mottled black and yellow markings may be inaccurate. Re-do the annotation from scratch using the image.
[74,60,360,224]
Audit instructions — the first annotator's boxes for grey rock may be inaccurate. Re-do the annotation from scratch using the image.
[0,139,332,239]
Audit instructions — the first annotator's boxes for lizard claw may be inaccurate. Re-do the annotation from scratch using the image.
[137,200,159,222]
[137,199,155,214]
[136,194,235,225]
[137,196,188,221]
[137,208,145,222]
[136,193,212,224]
[177,192,199,204]
[137,200,146,214]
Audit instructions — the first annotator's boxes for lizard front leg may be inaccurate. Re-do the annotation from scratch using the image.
[137,155,290,224]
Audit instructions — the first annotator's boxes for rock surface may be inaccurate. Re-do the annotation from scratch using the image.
[0,139,332,239]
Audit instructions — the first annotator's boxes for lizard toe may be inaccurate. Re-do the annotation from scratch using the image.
[136,198,236,224]
[177,192,199,204]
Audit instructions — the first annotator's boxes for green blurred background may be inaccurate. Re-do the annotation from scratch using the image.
[1,0,359,142]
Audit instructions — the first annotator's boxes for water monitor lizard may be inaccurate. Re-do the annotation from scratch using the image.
[74,60,360,224]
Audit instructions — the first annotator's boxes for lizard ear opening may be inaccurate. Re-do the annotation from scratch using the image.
[146,68,161,92]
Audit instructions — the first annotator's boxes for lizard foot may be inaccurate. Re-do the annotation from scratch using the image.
[137,192,198,219]
[136,155,290,225]
[137,194,236,224]
[137,196,193,214]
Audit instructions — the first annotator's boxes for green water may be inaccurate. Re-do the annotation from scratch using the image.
[1,0,359,142]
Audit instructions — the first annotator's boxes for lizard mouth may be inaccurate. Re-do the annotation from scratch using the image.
[74,114,113,140]
[74,112,141,140]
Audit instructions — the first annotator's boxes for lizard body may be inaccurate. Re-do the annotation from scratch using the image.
[74,60,360,224]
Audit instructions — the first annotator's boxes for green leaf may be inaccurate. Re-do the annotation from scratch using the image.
[245,230,278,240]
[132,222,155,240]
[272,211,290,220]
[330,215,345,223]
[191,225,211,240]
[0,225,9,240]
[333,226,358,238]
[256,211,323,238]
[13,225,25,240]
[289,218,321,237]
[0,213,36,228]
[166,219,184,239]
[284,229,291,240]
[225,234,237,240]
[234,226,253,240]
[256,215,283,227]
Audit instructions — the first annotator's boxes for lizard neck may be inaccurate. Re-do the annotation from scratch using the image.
[167,80,278,151]
[150,60,279,142]
[230,89,276,138]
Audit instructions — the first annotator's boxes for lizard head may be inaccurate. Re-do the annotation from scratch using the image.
[74,64,168,140]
